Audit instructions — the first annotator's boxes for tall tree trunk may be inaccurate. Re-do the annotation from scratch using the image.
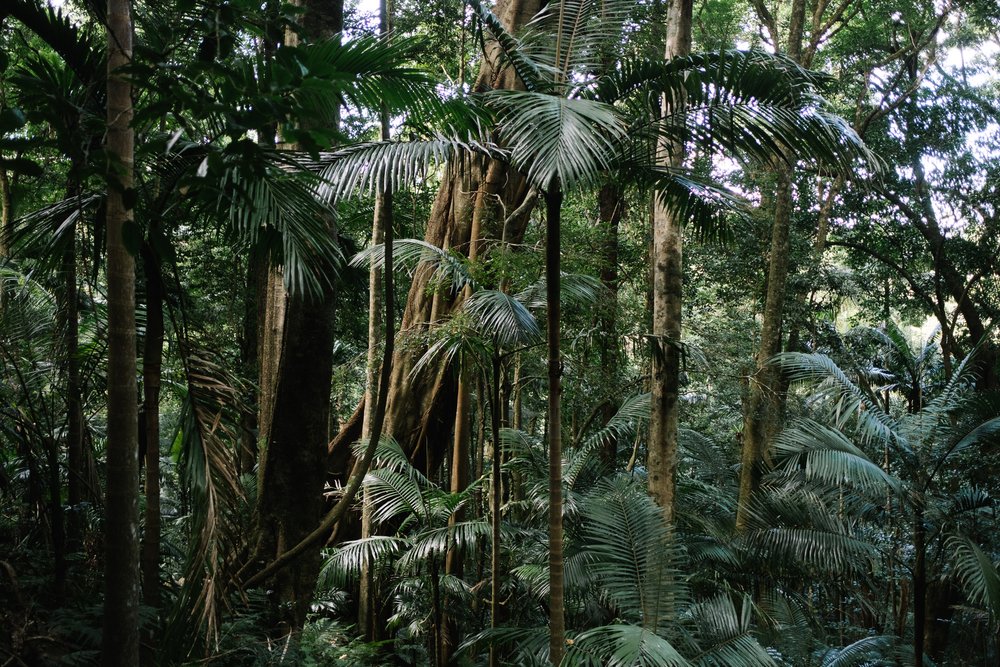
[0,166,10,258]
[63,219,84,550]
[489,352,502,667]
[140,240,164,649]
[647,0,692,523]
[545,185,565,665]
[327,0,542,479]
[359,0,392,625]
[253,0,344,630]
[736,165,794,531]
[358,190,387,640]
[444,160,486,659]
[102,0,139,662]
[238,254,260,476]
[736,0,805,532]
[913,499,926,665]
[597,183,622,467]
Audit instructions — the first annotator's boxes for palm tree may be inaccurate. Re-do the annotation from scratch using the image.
[773,333,1000,664]
[102,0,139,664]
[321,437,491,666]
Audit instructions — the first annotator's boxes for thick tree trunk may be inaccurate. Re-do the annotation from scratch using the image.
[254,288,337,627]
[102,0,140,662]
[647,0,692,523]
[253,0,344,630]
[339,0,540,478]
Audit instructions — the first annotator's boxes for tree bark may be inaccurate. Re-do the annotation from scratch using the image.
[341,0,540,478]
[0,166,10,258]
[647,0,692,523]
[358,189,387,640]
[597,183,622,468]
[102,0,140,662]
[63,220,85,551]
[736,0,806,532]
[737,165,794,531]
[252,0,344,630]
[140,240,164,646]
[546,186,565,666]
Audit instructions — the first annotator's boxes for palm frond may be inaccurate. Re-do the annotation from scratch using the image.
[489,91,627,190]
[364,468,429,526]
[566,624,690,667]
[215,151,342,299]
[350,238,475,294]
[397,520,494,571]
[11,193,102,274]
[564,393,650,487]
[772,419,901,494]
[949,535,1000,620]
[525,0,634,81]
[579,392,650,451]
[818,635,894,667]
[319,536,409,588]
[464,289,541,346]
[316,136,503,199]
[468,0,549,91]
[774,352,899,450]
[409,323,492,380]
[289,35,441,120]
[583,477,686,629]
[742,525,876,575]
[350,434,429,482]
[458,626,550,664]
[515,272,604,310]
[684,595,776,667]
[165,346,249,655]
[650,169,748,245]
[930,416,1000,470]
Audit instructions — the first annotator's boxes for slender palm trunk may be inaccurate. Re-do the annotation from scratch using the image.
[358,191,386,639]
[597,184,621,467]
[102,0,139,662]
[489,351,503,667]
[545,185,565,665]
[359,0,392,632]
[63,220,84,550]
[140,242,164,641]
[647,0,691,523]
[913,498,926,665]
